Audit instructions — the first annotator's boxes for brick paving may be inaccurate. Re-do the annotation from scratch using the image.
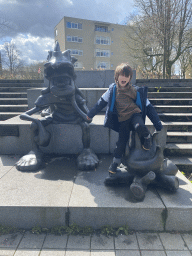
[0,231,192,255]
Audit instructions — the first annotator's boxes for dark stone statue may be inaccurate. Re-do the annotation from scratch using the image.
[105,131,179,201]
[16,42,99,172]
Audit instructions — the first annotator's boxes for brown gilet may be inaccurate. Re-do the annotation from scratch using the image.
[115,83,141,122]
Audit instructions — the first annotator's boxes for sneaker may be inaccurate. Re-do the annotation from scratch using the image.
[108,162,118,175]
[142,134,152,150]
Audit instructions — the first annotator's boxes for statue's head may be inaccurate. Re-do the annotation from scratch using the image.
[44,42,77,97]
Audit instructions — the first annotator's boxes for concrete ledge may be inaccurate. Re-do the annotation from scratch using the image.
[0,115,167,155]
[0,154,191,231]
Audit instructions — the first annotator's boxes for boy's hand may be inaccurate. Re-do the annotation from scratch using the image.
[86,116,92,123]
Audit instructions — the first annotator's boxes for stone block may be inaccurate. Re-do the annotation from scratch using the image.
[157,171,192,231]
[69,155,165,230]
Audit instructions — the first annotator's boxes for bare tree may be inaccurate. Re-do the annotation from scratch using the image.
[0,14,13,38]
[2,42,24,74]
[125,0,192,78]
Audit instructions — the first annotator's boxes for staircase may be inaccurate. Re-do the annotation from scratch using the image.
[148,86,192,172]
[0,80,43,121]
[1,79,192,172]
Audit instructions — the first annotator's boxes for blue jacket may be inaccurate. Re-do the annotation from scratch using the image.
[87,83,162,132]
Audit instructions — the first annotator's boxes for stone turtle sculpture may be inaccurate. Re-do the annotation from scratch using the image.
[105,131,179,201]
[16,42,99,172]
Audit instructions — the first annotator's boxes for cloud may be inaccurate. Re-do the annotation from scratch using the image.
[0,0,134,38]
[11,34,54,64]
[0,0,134,64]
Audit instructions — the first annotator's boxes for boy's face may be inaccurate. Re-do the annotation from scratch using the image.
[117,75,131,87]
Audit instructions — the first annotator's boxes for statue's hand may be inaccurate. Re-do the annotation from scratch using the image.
[86,116,92,123]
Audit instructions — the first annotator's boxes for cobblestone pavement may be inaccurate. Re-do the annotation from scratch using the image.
[0,231,192,255]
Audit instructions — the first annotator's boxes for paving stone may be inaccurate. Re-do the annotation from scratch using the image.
[91,235,114,250]
[66,235,91,250]
[65,250,90,256]
[0,233,23,249]
[166,251,191,256]
[115,250,140,256]
[141,251,166,256]
[14,250,40,256]
[0,249,15,256]
[157,172,192,231]
[40,250,66,256]
[69,155,165,230]
[0,155,19,178]
[182,233,192,250]
[159,233,188,250]
[18,232,45,249]
[136,232,164,250]
[0,156,76,229]
[114,233,139,250]
[42,234,68,249]
[91,251,115,256]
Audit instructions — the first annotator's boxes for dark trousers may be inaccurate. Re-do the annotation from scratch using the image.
[114,113,150,159]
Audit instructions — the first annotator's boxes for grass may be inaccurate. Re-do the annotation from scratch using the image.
[0,223,130,237]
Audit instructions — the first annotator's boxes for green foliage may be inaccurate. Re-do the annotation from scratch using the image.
[31,225,42,234]
[51,226,67,236]
[0,225,19,235]
[155,87,161,92]
[0,223,129,237]
[101,225,115,237]
[116,225,129,236]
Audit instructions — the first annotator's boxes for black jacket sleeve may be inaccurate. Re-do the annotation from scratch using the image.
[146,104,163,131]
[87,98,108,119]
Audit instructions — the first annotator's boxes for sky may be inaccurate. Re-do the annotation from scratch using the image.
[0,0,135,65]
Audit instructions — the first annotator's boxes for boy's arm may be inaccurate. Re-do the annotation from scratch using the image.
[146,100,163,131]
[87,97,108,119]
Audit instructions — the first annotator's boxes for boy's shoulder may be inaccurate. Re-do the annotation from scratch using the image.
[108,82,116,89]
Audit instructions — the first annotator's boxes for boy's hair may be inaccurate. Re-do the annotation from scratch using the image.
[114,63,133,83]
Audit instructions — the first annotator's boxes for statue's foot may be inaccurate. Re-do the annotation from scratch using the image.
[16,150,44,172]
[104,169,134,186]
[130,182,145,200]
[130,171,156,200]
[77,148,99,170]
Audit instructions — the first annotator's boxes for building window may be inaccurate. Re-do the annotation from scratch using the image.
[55,29,58,37]
[95,49,110,57]
[95,36,110,45]
[69,49,83,56]
[66,21,82,29]
[95,25,108,32]
[74,62,83,68]
[67,35,83,43]
[96,61,110,69]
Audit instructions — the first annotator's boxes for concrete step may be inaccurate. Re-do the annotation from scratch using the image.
[155,106,192,113]
[0,98,28,105]
[0,92,27,98]
[0,154,191,231]
[0,105,28,112]
[167,132,192,143]
[0,115,167,155]
[148,92,192,98]
[0,112,23,121]
[150,98,192,105]
[0,81,43,87]
[159,113,192,122]
[166,122,192,132]
[164,143,192,157]
[156,106,192,113]
[169,156,192,172]
[148,87,192,92]
[0,87,41,92]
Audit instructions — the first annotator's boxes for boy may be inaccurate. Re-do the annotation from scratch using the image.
[87,63,162,175]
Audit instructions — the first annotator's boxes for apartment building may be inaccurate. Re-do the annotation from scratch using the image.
[54,16,128,70]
